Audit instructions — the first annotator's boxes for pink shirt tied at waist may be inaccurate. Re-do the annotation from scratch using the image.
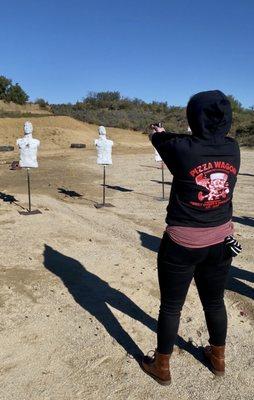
[166,220,234,249]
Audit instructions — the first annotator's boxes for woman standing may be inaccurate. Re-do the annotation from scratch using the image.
[142,90,241,385]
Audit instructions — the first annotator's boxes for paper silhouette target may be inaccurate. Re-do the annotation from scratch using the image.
[17,121,40,168]
[95,126,113,165]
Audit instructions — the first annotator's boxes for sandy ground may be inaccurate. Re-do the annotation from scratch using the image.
[0,119,253,400]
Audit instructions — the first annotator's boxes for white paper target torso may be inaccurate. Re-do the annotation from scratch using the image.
[95,137,113,165]
[17,135,40,168]
[154,149,162,162]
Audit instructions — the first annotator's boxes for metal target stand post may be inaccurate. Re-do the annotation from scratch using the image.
[94,165,115,209]
[19,168,42,215]
[155,162,167,201]
[161,162,165,199]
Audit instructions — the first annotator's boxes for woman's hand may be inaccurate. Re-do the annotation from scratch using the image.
[149,123,165,141]
[150,124,166,133]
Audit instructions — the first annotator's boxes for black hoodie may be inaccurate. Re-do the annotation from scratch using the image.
[152,90,240,227]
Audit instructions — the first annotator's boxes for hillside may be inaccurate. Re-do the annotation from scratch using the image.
[0,100,51,116]
[50,91,254,146]
[1,93,254,147]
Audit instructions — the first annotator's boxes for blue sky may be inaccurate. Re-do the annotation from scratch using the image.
[0,0,253,107]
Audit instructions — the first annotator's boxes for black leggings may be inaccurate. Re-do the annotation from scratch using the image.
[157,233,232,354]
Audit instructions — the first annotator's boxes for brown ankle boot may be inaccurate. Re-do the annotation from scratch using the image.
[141,350,171,385]
[204,345,225,376]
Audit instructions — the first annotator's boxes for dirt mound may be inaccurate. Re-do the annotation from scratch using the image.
[0,116,149,152]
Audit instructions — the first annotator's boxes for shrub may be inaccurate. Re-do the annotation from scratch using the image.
[35,98,49,109]
[236,123,254,146]
[227,94,243,112]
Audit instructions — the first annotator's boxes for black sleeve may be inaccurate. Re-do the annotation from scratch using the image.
[151,132,190,175]
[151,131,179,149]
[152,132,181,172]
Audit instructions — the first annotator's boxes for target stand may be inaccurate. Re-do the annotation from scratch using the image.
[155,162,167,201]
[19,168,42,215]
[94,165,115,209]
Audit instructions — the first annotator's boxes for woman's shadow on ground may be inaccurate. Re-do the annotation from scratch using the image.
[43,245,205,364]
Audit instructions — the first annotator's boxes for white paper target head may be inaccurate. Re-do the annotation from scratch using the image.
[154,149,162,162]
[24,121,33,135]
[98,126,106,136]
[95,137,113,165]
[17,136,40,168]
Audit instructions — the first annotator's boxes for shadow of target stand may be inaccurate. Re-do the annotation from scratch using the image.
[94,165,115,209]
[19,168,42,215]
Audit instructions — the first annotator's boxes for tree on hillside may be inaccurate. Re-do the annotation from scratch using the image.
[150,101,168,113]
[0,75,12,101]
[0,75,29,104]
[5,83,29,104]
[83,91,121,109]
[86,91,121,102]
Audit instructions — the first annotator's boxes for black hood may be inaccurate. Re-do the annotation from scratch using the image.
[186,90,232,140]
